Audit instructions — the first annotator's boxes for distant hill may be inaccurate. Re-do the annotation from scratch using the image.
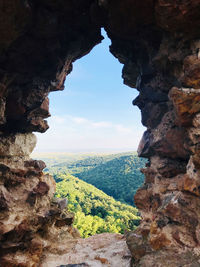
[47,151,138,175]
[32,152,95,168]
[55,173,140,238]
[42,152,146,206]
[74,154,146,205]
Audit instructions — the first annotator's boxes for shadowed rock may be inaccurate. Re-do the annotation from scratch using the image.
[1,0,200,266]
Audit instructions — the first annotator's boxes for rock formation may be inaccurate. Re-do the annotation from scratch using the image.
[1,0,200,266]
[42,233,131,267]
[0,134,80,266]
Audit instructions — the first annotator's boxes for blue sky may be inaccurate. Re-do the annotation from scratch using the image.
[35,30,145,152]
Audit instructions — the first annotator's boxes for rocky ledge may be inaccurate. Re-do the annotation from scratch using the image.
[42,233,131,267]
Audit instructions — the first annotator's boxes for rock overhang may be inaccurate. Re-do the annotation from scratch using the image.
[1,1,200,266]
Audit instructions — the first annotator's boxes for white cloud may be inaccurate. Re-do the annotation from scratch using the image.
[92,121,112,128]
[67,115,133,133]
[71,116,90,125]
[115,124,132,134]
[34,115,145,152]
[51,115,66,124]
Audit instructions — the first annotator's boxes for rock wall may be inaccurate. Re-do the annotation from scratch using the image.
[102,2,200,265]
[0,1,101,265]
[0,133,80,266]
[0,0,200,266]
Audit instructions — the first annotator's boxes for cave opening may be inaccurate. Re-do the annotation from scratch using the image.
[1,1,200,265]
[33,28,146,239]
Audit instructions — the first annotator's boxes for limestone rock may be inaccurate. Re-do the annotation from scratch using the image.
[42,233,131,267]
[169,87,200,126]
[135,250,200,267]
[0,133,78,267]
[0,133,37,157]
[58,264,89,267]
[126,231,152,262]
[137,130,152,158]
[1,0,200,266]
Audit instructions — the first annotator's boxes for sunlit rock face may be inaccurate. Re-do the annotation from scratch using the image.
[0,133,80,266]
[1,0,200,266]
[42,233,131,267]
[102,1,200,266]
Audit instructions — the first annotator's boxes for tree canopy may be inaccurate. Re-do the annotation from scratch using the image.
[55,173,140,238]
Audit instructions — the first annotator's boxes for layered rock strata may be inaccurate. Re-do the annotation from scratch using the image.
[1,0,200,266]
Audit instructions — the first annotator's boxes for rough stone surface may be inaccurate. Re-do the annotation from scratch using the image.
[42,233,131,267]
[1,0,200,266]
[0,133,79,266]
[0,133,37,157]
[58,264,89,267]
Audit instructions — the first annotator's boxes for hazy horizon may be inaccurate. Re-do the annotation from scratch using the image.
[32,148,138,155]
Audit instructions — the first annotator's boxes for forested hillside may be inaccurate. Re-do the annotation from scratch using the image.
[44,152,136,174]
[42,152,146,205]
[32,152,145,237]
[55,173,140,238]
[74,155,146,205]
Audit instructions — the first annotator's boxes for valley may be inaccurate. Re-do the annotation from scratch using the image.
[34,152,146,237]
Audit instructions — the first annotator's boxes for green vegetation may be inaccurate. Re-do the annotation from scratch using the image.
[44,152,146,205]
[34,152,146,237]
[55,173,140,238]
[74,154,146,205]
